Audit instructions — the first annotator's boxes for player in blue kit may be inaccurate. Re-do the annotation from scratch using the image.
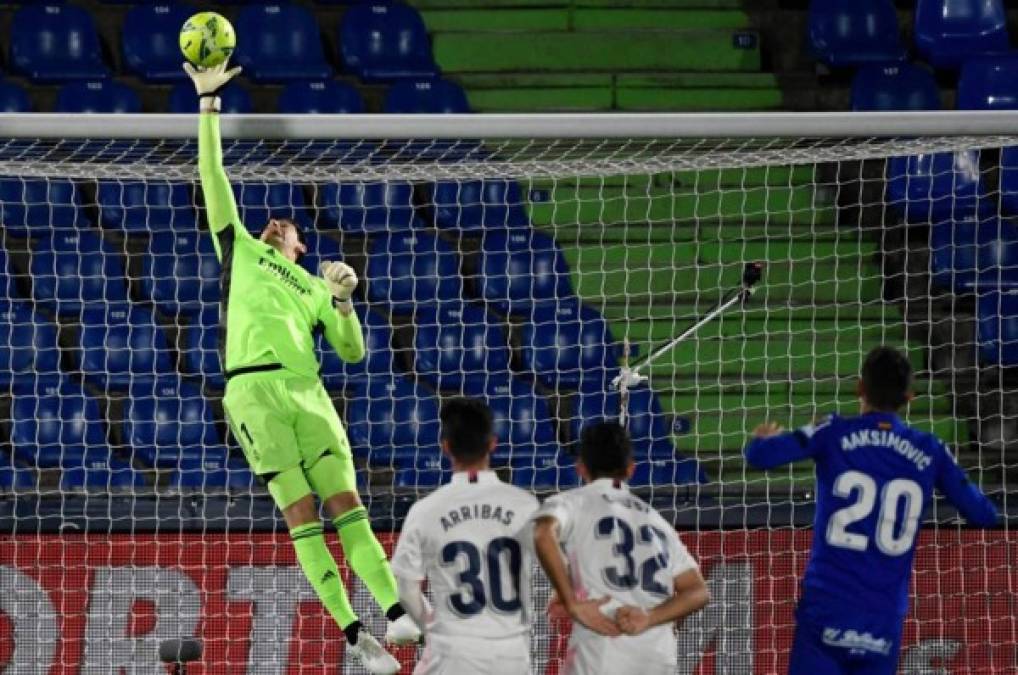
[744,346,998,675]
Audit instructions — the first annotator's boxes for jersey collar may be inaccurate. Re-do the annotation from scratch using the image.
[862,411,903,427]
[590,477,628,491]
[450,470,499,485]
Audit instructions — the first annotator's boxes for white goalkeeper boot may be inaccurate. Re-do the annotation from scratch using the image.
[348,629,400,675]
[385,613,422,646]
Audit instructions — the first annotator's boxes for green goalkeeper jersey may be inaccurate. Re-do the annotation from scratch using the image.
[197,113,364,379]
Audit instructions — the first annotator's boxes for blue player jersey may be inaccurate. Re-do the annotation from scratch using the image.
[745,411,997,620]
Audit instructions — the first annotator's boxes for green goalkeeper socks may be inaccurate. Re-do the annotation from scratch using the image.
[334,507,400,612]
[290,523,358,631]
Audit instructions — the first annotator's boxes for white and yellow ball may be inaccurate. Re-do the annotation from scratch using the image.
[179,12,236,69]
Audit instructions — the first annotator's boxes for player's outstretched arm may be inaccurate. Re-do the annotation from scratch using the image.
[184,61,243,245]
[395,576,431,633]
[616,568,709,636]
[743,421,816,470]
[533,516,621,637]
[319,261,366,362]
[936,444,999,527]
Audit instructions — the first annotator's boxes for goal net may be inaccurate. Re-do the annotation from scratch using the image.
[0,112,1014,673]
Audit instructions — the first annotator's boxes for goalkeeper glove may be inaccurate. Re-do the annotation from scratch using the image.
[321,261,358,303]
[182,61,242,112]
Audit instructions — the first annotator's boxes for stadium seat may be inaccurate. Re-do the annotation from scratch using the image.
[957,54,1018,110]
[851,63,942,111]
[0,178,89,236]
[318,182,419,233]
[886,150,983,223]
[475,229,574,314]
[10,4,110,81]
[430,180,529,232]
[339,4,438,82]
[807,0,906,68]
[234,3,332,81]
[366,232,463,312]
[519,299,619,392]
[915,0,1009,70]
[234,182,314,229]
[382,79,469,114]
[0,80,31,112]
[97,181,196,233]
[170,451,250,492]
[977,289,1018,365]
[142,232,221,315]
[412,301,511,394]
[318,304,396,389]
[277,80,364,114]
[483,376,558,462]
[297,229,343,277]
[510,452,579,490]
[123,378,219,468]
[394,467,449,489]
[182,307,224,389]
[78,304,173,390]
[0,465,35,493]
[0,302,60,389]
[345,375,441,465]
[11,381,108,468]
[122,3,195,82]
[169,82,253,114]
[54,81,141,114]
[929,216,1018,292]
[30,231,131,316]
[572,386,707,484]
[60,458,144,493]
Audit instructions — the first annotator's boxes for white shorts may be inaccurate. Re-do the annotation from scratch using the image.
[564,640,675,675]
[414,637,530,675]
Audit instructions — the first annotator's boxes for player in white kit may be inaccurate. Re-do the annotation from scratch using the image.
[391,398,539,675]
[533,422,710,675]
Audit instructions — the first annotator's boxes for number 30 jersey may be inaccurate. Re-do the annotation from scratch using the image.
[391,470,539,650]
[533,478,699,671]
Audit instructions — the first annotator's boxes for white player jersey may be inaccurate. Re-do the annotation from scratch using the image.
[533,478,698,673]
[391,470,539,653]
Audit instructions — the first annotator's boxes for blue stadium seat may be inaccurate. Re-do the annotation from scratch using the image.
[382,79,469,114]
[54,81,141,113]
[0,80,31,112]
[929,216,1018,292]
[142,232,221,315]
[807,0,906,68]
[97,181,195,233]
[123,378,218,468]
[572,386,707,484]
[851,63,941,111]
[0,302,60,388]
[318,304,396,389]
[483,376,558,463]
[958,54,1018,110]
[234,182,314,229]
[60,458,143,493]
[182,307,224,389]
[318,182,419,233]
[169,82,252,114]
[277,80,364,113]
[345,375,441,465]
[30,231,131,316]
[78,304,173,390]
[430,180,529,232]
[1001,148,1018,216]
[0,178,89,236]
[11,380,108,468]
[339,4,438,82]
[412,301,511,394]
[977,289,1018,365]
[885,150,983,223]
[510,452,579,490]
[298,230,343,277]
[234,3,332,81]
[366,232,463,312]
[394,467,449,489]
[170,450,251,492]
[519,299,618,392]
[476,229,574,314]
[0,465,35,493]
[10,4,109,81]
[122,3,195,82]
[915,0,1009,70]
[0,249,19,302]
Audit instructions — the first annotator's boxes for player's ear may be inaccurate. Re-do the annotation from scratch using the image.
[576,459,591,483]
[486,435,497,455]
[624,461,636,480]
[905,389,915,403]
[440,439,452,459]
[856,378,865,400]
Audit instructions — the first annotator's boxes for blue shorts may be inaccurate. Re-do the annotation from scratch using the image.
[788,601,903,675]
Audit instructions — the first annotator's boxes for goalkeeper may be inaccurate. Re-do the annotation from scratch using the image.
[185,61,418,674]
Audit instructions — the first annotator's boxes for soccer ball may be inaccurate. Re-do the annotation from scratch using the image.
[179,12,236,69]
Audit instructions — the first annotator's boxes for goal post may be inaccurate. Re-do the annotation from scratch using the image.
[0,112,1014,673]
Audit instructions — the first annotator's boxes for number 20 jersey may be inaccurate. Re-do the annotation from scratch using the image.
[533,478,699,670]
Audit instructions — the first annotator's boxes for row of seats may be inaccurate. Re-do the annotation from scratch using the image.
[810,0,1011,69]
[8,3,436,83]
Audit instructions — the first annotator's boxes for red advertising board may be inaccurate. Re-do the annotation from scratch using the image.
[0,530,1014,674]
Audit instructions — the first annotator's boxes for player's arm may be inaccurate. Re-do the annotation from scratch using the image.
[318,262,365,363]
[395,577,432,632]
[743,418,827,469]
[616,568,709,636]
[390,508,431,632]
[532,515,621,637]
[935,443,999,527]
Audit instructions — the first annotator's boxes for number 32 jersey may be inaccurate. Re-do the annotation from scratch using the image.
[533,478,699,672]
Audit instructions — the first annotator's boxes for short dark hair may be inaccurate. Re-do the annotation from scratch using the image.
[440,397,494,463]
[861,346,913,411]
[262,215,306,262]
[578,421,633,480]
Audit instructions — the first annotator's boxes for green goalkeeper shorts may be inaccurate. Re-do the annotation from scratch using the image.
[222,370,356,508]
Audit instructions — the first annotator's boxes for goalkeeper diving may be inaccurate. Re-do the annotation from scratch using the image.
[184,61,418,673]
